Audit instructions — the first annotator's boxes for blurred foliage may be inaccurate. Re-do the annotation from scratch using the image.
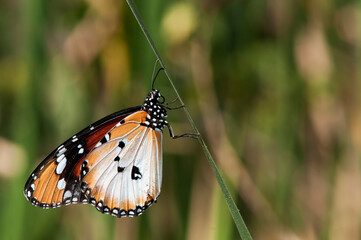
[0,0,361,239]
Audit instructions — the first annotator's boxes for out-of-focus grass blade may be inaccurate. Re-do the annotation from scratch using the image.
[125,1,253,239]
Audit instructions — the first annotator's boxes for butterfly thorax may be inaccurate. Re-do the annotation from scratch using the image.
[141,89,168,131]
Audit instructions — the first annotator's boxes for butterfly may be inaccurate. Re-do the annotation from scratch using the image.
[24,69,197,217]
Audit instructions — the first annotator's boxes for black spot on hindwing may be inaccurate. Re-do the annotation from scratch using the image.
[118,141,125,148]
[131,166,142,180]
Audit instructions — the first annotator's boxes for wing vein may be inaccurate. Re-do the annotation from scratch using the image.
[129,128,149,209]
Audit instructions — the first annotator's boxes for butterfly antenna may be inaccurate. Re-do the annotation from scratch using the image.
[151,66,165,90]
[151,59,161,89]
[151,59,160,80]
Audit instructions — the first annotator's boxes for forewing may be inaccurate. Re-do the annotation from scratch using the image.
[24,106,141,208]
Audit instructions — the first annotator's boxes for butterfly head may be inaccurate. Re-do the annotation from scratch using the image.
[142,89,168,130]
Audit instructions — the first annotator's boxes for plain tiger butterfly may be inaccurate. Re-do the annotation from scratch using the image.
[24,67,197,217]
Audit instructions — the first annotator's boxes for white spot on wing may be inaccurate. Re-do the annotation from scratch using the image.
[57,146,67,156]
[63,190,72,199]
[56,158,67,174]
[57,178,66,190]
[56,154,65,163]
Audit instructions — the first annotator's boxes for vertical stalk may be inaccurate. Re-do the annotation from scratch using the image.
[125,1,253,239]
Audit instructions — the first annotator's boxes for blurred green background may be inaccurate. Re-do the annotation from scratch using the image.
[0,0,360,239]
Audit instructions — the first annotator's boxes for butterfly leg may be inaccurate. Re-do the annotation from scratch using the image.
[161,96,182,108]
[164,96,179,105]
[165,121,200,139]
[165,105,185,110]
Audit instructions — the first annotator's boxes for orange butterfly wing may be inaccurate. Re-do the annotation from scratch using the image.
[24,109,163,217]
[25,89,168,217]
[24,106,141,208]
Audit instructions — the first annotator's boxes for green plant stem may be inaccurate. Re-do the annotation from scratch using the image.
[125,1,253,239]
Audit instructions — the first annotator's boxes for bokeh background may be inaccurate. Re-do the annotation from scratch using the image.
[0,0,360,239]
